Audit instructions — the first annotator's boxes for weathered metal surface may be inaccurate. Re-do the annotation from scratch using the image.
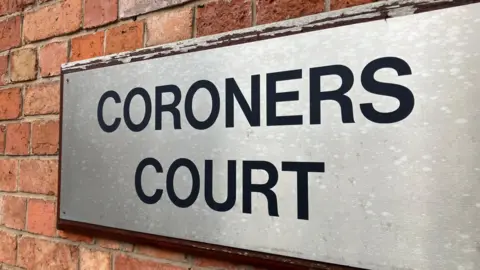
[60,1,480,270]
[65,0,480,74]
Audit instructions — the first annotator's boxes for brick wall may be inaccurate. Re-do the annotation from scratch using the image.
[0,0,377,269]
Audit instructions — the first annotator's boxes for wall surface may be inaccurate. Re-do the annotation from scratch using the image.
[0,0,466,269]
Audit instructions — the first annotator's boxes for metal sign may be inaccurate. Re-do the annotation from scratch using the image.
[59,3,480,270]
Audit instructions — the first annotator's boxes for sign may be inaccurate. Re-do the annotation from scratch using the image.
[59,3,480,270]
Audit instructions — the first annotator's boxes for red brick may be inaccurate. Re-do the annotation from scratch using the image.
[70,32,105,62]
[80,247,111,270]
[18,236,79,269]
[0,125,5,154]
[31,120,59,155]
[57,230,94,244]
[0,195,26,230]
[0,16,21,52]
[196,0,251,37]
[146,7,192,47]
[331,0,375,10]
[25,82,60,115]
[105,21,144,55]
[39,42,67,77]
[84,0,118,28]
[19,159,57,195]
[114,254,186,270]
[97,238,133,251]
[0,55,8,86]
[0,0,35,16]
[256,0,324,25]
[135,245,186,262]
[0,160,16,191]
[11,48,37,82]
[26,199,56,236]
[0,88,21,120]
[5,123,30,156]
[23,0,82,42]
[0,231,16,264]
[193,257,237,269]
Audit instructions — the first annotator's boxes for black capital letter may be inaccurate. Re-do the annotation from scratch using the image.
[135,158,163,204]
[97,90,121,133]
[155,85,182,130]
[205,160,236,212]
[124,87,152,132]
[185,80,220,130]
[166,158,200,208]
[242,161,279,217]
[266,70,303,126]
[360,57,414,123]
[282,162,325,220]
[310,65,355,124]
[225,75,261,128]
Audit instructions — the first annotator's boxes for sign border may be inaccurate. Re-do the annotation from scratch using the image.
[57,1,480,269]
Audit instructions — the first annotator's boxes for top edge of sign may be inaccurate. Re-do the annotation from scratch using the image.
[61,0,480,74]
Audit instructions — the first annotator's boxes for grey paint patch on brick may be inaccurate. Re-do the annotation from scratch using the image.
[120,0,196,18]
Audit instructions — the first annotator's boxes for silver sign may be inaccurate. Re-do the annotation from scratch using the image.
[60,3,480,270]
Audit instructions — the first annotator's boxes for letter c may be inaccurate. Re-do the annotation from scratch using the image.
[97,90,121,133]
[135,158,164,204]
